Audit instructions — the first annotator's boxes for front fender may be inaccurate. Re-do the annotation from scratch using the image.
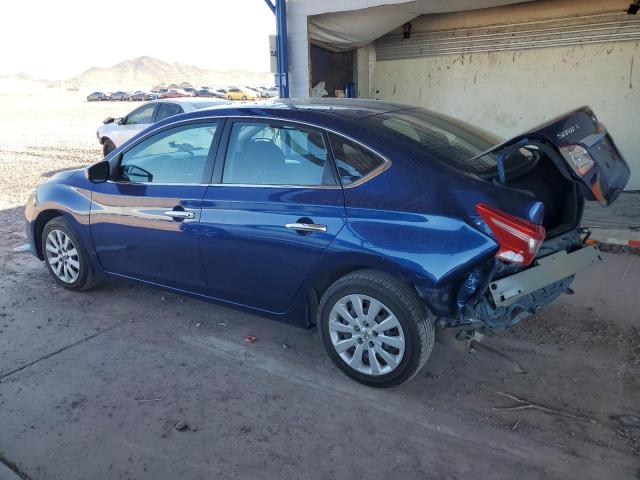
[26,171,98,268]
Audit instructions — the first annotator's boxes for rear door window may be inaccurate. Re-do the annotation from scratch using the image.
[327,133,385,185]
[222,121,335,186]
[155,103,184,122]
[125,104,156,125]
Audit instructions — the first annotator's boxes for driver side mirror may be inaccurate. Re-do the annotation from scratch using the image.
[86,160,110,183]
[115,117,124,125]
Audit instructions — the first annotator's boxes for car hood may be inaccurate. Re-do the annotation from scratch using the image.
[46,167,87,184]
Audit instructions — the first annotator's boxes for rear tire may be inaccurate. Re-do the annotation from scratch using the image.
[42,217,102,291]
[318,269,434,387]
[102,139,116,156]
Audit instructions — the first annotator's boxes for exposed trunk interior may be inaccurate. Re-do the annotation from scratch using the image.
[502,151,583,238]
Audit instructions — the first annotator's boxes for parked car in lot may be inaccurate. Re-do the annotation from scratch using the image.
[111,91,130,101]
[159,88,188,99]
[96,98,229,155]
[26,99,630,387]
[262,86,279,98]
[129,91,157,101]
[87,91,106,101]
[195,89,217,97]
[226,87,259,100]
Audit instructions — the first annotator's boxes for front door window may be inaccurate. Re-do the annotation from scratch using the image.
[118,123,219,184]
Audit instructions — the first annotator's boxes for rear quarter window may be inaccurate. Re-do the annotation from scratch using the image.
[328,133,385,185]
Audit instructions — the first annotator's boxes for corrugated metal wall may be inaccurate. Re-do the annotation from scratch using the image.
[376,12,640,60]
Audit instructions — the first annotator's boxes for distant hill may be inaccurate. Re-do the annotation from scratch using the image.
[70,56,273,88]
[0,72,40,81]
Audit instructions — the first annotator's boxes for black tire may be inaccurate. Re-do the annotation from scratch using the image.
[42,217,102,291]
[102,139,116,157]
[318,269,434,387]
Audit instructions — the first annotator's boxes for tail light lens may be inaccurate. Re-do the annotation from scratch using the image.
[559,144,595,176]
[476,203,546,266]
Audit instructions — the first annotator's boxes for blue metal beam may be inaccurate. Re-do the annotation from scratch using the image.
[263,0,275,14]
[265,0,289,98]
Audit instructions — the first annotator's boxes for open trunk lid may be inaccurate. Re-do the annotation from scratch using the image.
[475,106,631,206]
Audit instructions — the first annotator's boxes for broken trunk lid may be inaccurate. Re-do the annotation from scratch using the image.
[473,106,631,206]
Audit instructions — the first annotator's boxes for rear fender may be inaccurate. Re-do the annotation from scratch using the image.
[303,211,499,296]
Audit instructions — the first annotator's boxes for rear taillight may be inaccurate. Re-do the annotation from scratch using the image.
[559,144,595,177]
[476,203,545,266]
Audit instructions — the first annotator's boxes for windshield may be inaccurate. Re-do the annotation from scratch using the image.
[369,108,505,175]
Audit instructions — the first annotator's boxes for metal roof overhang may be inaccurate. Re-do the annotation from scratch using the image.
[308,0,533,51]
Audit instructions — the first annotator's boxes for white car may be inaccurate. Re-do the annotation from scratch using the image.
[97,98,229,156]
[263,86,280,98]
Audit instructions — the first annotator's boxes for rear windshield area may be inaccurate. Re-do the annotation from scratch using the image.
[367,108,505,175]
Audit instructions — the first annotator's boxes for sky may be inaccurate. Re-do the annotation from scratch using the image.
[1,0,276,79]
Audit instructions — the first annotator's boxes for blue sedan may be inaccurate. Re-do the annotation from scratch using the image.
[25,99,630,387]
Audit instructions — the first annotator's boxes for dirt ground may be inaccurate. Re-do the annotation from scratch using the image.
[0,91,639,480]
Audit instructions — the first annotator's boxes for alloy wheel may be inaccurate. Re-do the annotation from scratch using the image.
[328,294,405,376]
[45,229,80,284]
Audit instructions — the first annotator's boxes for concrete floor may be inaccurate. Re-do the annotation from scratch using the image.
[0,206,639,480]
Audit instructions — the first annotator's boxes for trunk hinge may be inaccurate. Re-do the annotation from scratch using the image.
[493,138,532,184]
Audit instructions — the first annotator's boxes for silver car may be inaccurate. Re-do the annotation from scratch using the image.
[96,98,230,156]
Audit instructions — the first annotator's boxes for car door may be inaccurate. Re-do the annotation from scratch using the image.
[90,120,223,292]
[199,119,346,313]
[113,103,157,146]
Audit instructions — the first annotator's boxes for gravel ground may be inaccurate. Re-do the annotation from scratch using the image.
[0,90,639,479]
[0,90,131,209]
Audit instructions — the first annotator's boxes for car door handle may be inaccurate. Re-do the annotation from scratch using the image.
[164,210,195,219]
[285,223,327,233]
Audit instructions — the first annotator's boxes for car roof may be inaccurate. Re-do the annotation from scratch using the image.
[184,98,414,120]
[148,98,229,107]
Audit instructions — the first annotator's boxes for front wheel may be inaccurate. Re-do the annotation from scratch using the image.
[42,217,102,291]
[318,270,434,387]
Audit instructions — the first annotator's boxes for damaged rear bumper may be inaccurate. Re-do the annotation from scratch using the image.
[489,246,602,307]
[458,244,602,331]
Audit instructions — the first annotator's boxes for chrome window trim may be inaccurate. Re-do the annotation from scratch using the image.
[104,180,341,189]
[113,114,392,190]
[341,160,391,189]
[208,183,342,190]
[105,180,210,187]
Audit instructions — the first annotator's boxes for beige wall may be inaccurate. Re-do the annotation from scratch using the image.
[373,0,640,189]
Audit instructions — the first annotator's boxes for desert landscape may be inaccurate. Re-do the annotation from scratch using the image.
[0,56,273,208]
[0,88,130,209]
